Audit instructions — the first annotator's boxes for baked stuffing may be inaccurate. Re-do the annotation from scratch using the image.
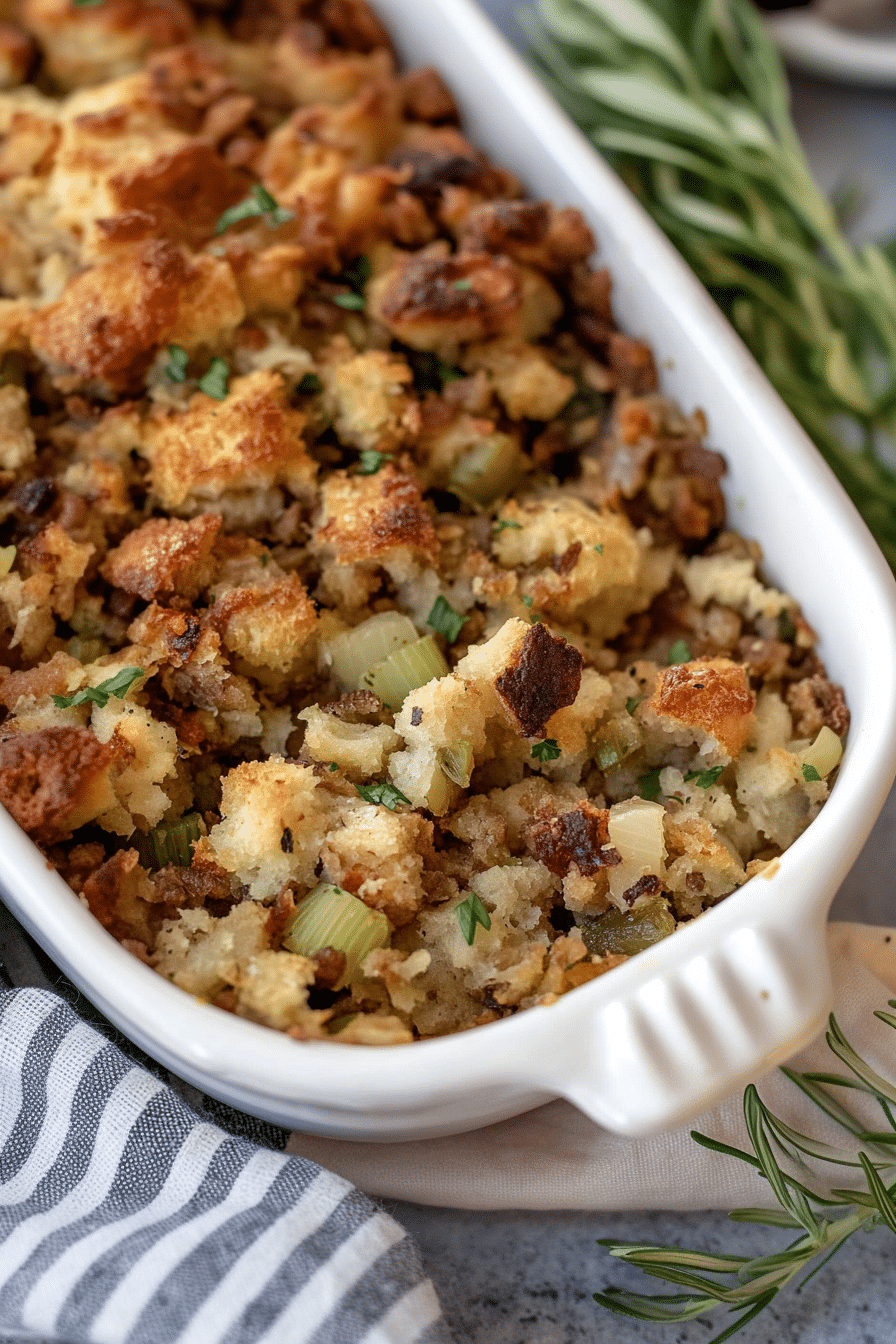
[0,0,847,1044]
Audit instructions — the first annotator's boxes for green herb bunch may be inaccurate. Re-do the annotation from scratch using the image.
[596,1006,896,1341]
[529,0,896,569]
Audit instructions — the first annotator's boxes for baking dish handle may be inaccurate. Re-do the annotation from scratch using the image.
[550,917,832,1136]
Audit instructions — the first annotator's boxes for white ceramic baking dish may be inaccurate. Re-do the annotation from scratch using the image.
[2,0,896,1142]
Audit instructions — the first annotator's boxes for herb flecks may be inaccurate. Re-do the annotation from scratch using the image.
[667,638,691,665]
[802,763,822,783]
[455,891,491,945]
[333,255,371,311]
[53,666,144,710]
[297,372,322,394]
[531,738,561,763]
[493,519,522,532]
[625,695,643,716]
[164,344,189,383]
[355,781,411,811]
[198,357,229,401]
[357,449,393,475]
[684,765,725,789]
[427,595,467,644]
[638,768,662,801]
[215,184,294,235]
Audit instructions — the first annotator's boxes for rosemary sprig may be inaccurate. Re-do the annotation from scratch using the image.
[595,1005,896,1340]
[528,0,896,570]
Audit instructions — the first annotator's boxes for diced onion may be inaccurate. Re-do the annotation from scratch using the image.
[438,741,473,788]
[326,612,418,691]
[361,635,449,710]
[0,545,14,577]
[608,799,666,875]
[449,434,520,507]
[132,812,202,871]
[801,725,843,779]
[282,883,391,988]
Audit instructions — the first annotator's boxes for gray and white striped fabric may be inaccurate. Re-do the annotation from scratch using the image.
[0,988,451,1344]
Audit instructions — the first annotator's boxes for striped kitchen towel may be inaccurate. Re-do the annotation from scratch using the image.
[0,988,451,1344]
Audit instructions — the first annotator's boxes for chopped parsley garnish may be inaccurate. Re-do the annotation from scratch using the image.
[53,666,144,710]
[198,357,229,400]
[638,768,663,801]
[493,519,522,532]
[426,595,467,644]
[355,781,411,811]
[329,762,339,772]
[625,695,643,716]
[453,278,473,291]
[73,0,106,6]
[296,372,322,394]
[531,738,561,763]
[357,449,393,475]
[215,184,294,235]
[802,763,822,783]
[667,638,692,665]
[455,891,491,946]
[333,292,366,311]
[521,595,534,607]
[260,553,270,567]
[778,609,797,642]
[164,345,189,383]
[594,543,604,554]
[684,765,725,789]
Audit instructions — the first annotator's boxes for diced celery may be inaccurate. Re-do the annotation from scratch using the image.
[438,741,473,788]
[282,883,391,987]
[326,612,418,691]
[449,434,520,507]
[132,812,202,871]
[360,635,449,710]
[801,725,842,779]
[577,897,676,958]
[424,764,453,814]
[594,718,639,773]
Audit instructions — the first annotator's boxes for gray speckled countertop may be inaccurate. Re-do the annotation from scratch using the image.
[393,4,896,1340]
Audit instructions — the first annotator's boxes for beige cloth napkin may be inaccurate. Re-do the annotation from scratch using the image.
[288,922,896,1210]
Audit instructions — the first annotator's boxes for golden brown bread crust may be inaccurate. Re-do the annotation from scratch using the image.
[495,622,584,739]
[316,464,439,566]
[101,513,221,602]
[651,659,756,759]
[529,802,619,878]
[0,725,124,843]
